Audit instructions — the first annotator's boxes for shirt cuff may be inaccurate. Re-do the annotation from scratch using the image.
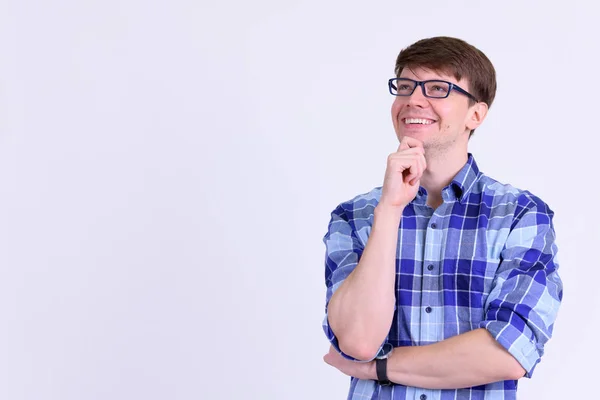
[480,319,541,378]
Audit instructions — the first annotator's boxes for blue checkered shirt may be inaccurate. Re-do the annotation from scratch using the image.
[322,154,563,400]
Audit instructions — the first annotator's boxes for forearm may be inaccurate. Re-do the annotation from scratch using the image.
[383,329,526,389]
[327,204,403,360]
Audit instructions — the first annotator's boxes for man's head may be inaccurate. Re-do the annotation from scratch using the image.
[390,36,496,150]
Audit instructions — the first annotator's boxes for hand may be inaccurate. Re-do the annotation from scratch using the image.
[379,137,426,209]
[323,345,376,380]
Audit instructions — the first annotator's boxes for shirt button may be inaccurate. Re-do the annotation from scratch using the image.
[427,264,434,271]
[420,395,427,400]
[431,223,437,229]
[425,306,432,313]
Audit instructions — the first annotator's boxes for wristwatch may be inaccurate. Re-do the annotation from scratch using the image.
[375,343,393,386]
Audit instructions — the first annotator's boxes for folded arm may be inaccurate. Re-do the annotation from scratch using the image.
[325,197,563,389]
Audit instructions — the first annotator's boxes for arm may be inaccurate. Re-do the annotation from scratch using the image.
[325,197,562,387]
[385,201,562,386]
[478,199,562,377]
[323,138,426,361]
[382,328,525,388]
[324,204,402,361]
[325,329,524,388]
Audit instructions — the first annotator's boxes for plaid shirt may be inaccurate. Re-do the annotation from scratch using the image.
[322,154,563,400]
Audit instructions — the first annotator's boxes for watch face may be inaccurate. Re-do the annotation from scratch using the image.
[377,343,393,359]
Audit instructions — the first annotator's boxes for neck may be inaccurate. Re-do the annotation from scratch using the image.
[420,148,468,208]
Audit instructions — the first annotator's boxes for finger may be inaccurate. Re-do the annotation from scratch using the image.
[400,136,424,150]
[409,162,421,186]
[398,137,410,152]
[410,155,426,185]
[390,147,424,160]
[398,140,425,155]
[412,155,426,184]
[405,160,419,184]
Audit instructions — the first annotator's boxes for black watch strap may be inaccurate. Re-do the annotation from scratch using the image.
[376,357,392,385]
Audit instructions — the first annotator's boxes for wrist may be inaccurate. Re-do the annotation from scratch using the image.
[375,202,404,216]
[374,204,404,227]
[367,360,378,380]
[375,343,394,385]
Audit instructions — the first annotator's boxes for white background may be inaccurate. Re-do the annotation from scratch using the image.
[0,1,597,399]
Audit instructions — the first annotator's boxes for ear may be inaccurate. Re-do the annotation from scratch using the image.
[465,102,489,131]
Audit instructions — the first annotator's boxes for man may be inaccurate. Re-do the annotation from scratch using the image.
[321,36,563,400]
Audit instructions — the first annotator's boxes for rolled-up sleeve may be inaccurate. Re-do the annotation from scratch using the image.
[322,204,386,362]
[480,200,563,378]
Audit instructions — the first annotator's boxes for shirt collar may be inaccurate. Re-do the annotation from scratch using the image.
[448,152,480,203]
[414,153,481,205]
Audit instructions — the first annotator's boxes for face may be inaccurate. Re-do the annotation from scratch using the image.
[391,67,486,151]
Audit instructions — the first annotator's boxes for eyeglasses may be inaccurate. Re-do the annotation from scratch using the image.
[388,78,478,102]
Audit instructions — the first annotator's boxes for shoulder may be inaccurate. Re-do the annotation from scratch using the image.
[326,186,382,244]
[475,173,555,223]
[332,186,382,218]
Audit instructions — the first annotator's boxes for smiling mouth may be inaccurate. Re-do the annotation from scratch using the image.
[403,118,437,125]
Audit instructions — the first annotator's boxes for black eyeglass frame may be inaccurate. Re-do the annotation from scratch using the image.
[388,78,479,103]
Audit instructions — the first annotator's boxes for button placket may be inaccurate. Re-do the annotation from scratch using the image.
[421,209,445,345]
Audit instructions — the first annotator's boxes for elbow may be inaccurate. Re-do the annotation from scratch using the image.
[328,316,383,361]
[502,357,527,381]
[338,338,381,361]
[508,364,527,380]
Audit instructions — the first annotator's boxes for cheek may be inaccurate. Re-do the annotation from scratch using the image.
[433,104,451,119]
[435,100,468,124]
[433,106,459,129]
[391,99,404,117]
[431,108,450,131]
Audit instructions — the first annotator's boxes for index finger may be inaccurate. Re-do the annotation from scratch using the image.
[398,136,424,152]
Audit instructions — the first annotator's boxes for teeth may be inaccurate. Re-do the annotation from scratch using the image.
[405,118,434,125]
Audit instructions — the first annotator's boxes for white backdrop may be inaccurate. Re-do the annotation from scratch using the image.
[0,1,597,399]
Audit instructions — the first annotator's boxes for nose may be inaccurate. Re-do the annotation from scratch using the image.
[407,83,429,107]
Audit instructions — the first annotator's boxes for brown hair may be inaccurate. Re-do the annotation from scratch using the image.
[394,37,497,136]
